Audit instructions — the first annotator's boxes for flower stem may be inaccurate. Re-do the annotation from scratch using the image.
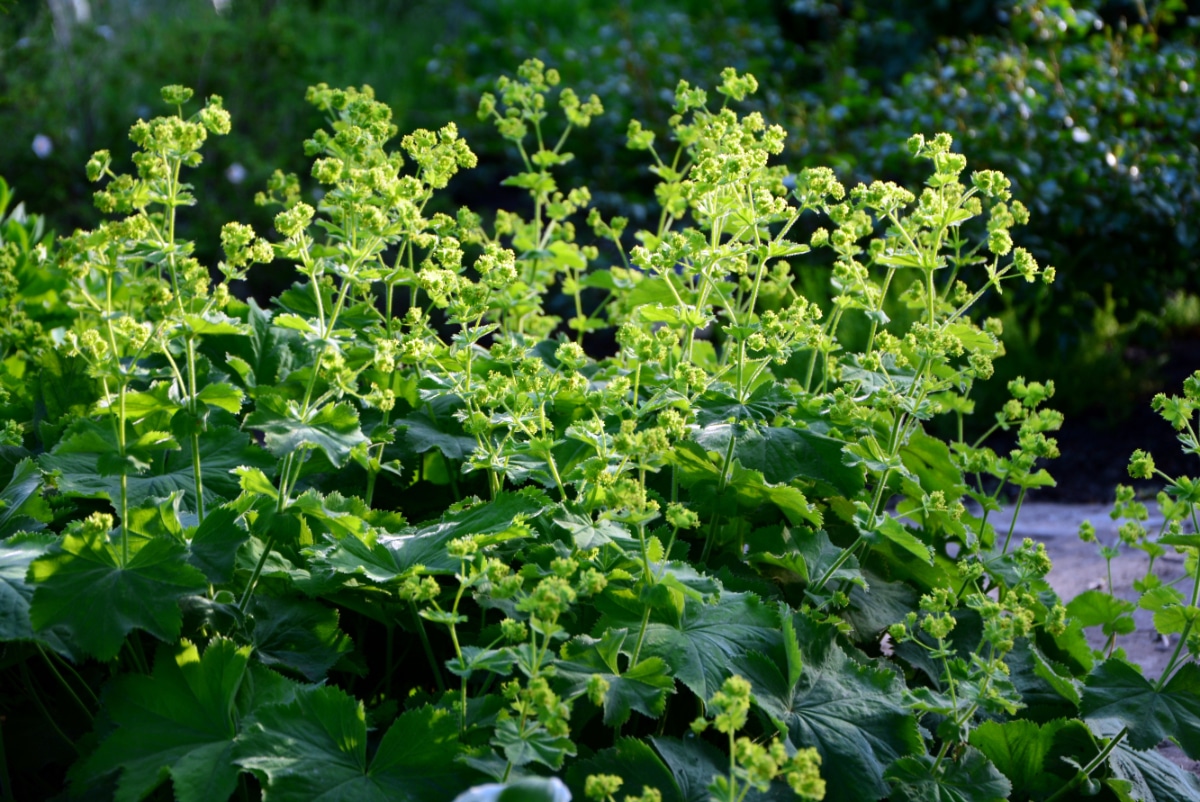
[238,533,276,613]
[1043,727,1127,802]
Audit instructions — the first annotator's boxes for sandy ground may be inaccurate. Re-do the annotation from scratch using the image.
[1011,502,1199,775]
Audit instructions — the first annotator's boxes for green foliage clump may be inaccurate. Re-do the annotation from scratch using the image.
[791,0,1200,411]
[1,61,1199,802]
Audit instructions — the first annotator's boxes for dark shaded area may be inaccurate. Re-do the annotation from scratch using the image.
[1044,335,1200,502]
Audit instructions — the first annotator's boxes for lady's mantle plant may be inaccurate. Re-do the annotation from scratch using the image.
[0,60,1197,802]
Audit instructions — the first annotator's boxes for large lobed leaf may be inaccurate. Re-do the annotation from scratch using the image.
[316,490,550,580]
[0,532,74,656]
[601,590,780,700]
[0,457,49,537]
[670,441,821,528]
[29,528,208,661]
[80,638,297,802]
[692,423,864,497]
[1081,658,1200,757]
[555,629,675,726]
[884,748,1011,802]
[743,611,922,802]
[243,395,368,467]
[40,420,272,512]
[1107,732,1200,801]
[248,595,354,682]
[236,687,473,801]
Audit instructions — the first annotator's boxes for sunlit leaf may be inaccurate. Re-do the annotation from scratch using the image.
[743,611,921,802]
[0,532,74,656]
[29,528,207,661]
[244,395,368,467]
[556,629,675,726]
[1081,659,1200,756]
[79,639,287,802]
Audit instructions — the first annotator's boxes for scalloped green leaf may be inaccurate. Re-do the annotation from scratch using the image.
[0,532,74,656]
[555,629,675,726]
[195,382,245,414]
[692,384,795,426]
[248,595,353,682]
[1081,659,1200,756]
[397,409,477,460]
[29,528,207,661]
[553,509,634,550]
[1107,732,1200,801]
[885,747,1011,802]
[695,424,863,497]
[187,505,249,584]
[39,418,175,483]
[601,591,779,700]
[40,421,271,511]
[876,516,934,564]
[213,298,299,390]
[244,395,367,467]
[0,457,48,538]
[899,430,966,497]
[80,639,260,802]
[237,689,472,801]
[492,717,576,771]
[1067,589,1137,637]
[671,441,821,527]
[316,490,549,579]
[750,528,865,592]
[743,611,921,802]
[968,719,1064,799]
[184,311,249,336]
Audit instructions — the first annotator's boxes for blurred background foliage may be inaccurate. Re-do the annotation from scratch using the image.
[1,0,1198,423]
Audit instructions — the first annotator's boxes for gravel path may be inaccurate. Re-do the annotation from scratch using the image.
[1011,501,1199,774]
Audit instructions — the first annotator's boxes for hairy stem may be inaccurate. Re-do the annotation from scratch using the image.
[411,602,446,693]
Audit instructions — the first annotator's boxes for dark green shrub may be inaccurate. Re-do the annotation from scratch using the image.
[0,0,442,290]
[788,0,1200,413]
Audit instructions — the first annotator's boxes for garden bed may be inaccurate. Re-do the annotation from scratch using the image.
[2,62,1198,801]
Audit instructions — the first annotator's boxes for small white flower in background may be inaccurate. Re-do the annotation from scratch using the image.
[70,0,91,23]
[1071,127,1091,144]
[32,134,53,159]
[212,0,231,13]
[225,162,247,184]
[453,778,571,802]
